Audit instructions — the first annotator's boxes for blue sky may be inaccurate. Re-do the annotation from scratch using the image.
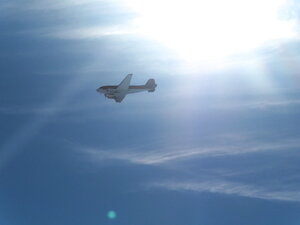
[1,0,300,225]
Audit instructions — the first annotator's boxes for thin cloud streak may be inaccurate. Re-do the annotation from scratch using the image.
[83,138,300,165]
[0,106,64,115]
[0,101,105,116]
[247,99,300,109]
[150,180,300,202]
[44,26,136,40]
[3,0,110,11]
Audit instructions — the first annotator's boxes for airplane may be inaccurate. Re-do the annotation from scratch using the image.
[96,74,157,103]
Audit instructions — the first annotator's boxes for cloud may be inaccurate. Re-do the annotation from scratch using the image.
[82,137,300,165]
[247,99,300,109]
[2,0,108,11]
[0,101,103,116]
[281,0,300,21]
[79,134,300,203]
[43,25,136,40]
[149,180,300,202]
[0,106,62,115]
[77,125,300,204]
[211,98,300,111]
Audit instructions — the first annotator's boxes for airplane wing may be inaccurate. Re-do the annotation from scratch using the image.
[113,92,127,103]
[116,74,132,91]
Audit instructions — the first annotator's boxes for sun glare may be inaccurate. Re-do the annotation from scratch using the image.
[123,0,295,62]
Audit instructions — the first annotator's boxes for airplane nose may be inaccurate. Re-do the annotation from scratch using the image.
[97,87,104,93]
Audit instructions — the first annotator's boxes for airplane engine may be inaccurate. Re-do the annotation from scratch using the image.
[105,94,115,99]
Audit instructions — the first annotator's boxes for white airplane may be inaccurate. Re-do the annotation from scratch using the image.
[96,74,157,102]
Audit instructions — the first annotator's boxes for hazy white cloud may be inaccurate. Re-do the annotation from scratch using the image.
[43,25,136,40]
[0,100,107,116]
[77,117,300,203]
[0,106,61,115]
[82,138,300,165]
[196,97,300,111]
[247,99,300,109]
[80,135,300,203]
[150,180,300,202]
[3,0,110,11]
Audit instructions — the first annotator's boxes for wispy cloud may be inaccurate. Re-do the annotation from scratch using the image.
[0,101,104,116]
[82,137,300,165]
[3,0,109,11]
[43,25,136,40]
[247,99,300,109]
[149,180,300,202]
[0,106,63,115]
[204,98,300,112]
[78,129,300,203]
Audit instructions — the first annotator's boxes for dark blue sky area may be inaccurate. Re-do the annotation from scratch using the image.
[1,1,300,225]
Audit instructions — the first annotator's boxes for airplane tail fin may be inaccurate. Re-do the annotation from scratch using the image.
[117,74,132,91]
[145,79,157,92]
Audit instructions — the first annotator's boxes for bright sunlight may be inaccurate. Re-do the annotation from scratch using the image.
[123,0,295,62]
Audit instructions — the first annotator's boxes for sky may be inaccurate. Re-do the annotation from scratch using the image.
[1,0,300,224]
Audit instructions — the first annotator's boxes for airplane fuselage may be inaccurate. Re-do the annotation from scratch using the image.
[96,74,156,102]
[97,85,153,94]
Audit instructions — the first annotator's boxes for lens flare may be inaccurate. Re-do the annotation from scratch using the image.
[107,210,117,219]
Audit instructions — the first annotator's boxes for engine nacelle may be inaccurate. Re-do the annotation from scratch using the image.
[105,94,115,99]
